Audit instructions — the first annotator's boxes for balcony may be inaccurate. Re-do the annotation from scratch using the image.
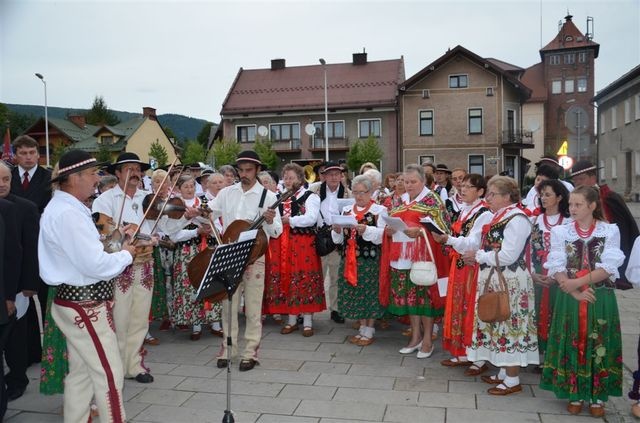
[271,139,302,153]
[501,130,534,149]
[310,137,350,152]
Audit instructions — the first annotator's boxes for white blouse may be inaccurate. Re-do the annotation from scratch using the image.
[331,203,387,245]
[626,236,640,287]
[474,206,532,267]
[446,201,493,254]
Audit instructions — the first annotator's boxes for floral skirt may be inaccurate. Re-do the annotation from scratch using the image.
[263,237,286,314]
[467,266,539,367]
[386,268,443,317]
[442,264,477,357]
[150,246,167,320]
[337,257,385,320]
[540,287,622,402]
[40,287,68,395]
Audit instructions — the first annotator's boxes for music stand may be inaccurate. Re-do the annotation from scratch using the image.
[195,236,256,423]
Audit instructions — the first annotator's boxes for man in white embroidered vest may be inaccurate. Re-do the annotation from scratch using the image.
[39,149,136,422]
[209,151,282,372]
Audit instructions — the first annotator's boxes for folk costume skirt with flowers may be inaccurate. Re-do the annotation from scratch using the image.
[263,236,287,314]
[442,258,478,357]
[39,287,68,395]
[269,229,325,315]
[171,239,221,326]
[467,266,539,367]
[150,246,167,320]
[386,268,444,317]
[337,255,385,320]
[540,286,622,402]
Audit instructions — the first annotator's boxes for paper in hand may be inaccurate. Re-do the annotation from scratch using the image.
[381,215,412,242]
[332,215,358,227]
[420,216,445,235]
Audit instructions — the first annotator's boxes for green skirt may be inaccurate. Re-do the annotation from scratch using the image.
[150,246,167,320]
[39,287,68,395]
[386,268,443,317]
[337,257,385,320]
[540,287,622,402]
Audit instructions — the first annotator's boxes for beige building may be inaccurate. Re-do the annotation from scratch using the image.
[399,46,532,180]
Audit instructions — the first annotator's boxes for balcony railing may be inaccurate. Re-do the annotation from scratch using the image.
[271,139,301,151]
[501,130,534,148]
[312,137,349,149]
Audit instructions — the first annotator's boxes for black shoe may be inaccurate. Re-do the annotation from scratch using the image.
[239,359,258,372]
[216,359,228,368]
[331,311,345,324]
[6,386,25,401]
[134,373,154,383]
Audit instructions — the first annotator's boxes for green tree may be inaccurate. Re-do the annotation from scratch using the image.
[149,139,169,168]
[254,139,278,170]
[85,96,120,126]
[346,135,383,173]
[197,122,214,146]
[51,143,69,166]
[0,104,37,139]
[182,140,206,165]
[162,125,178,144]
[95,144,112,163]
[211,138,241,168]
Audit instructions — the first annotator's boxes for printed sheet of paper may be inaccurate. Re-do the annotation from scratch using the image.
[381,215,412,242]
[331,215,358,227]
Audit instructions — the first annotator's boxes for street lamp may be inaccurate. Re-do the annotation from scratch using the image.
[319,58,329,162]
[35,73,50,167]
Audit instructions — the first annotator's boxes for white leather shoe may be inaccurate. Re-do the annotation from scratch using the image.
[399,342,422,354]
[416,346,434,359]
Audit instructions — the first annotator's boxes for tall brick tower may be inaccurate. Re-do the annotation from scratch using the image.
[540,14,599,160]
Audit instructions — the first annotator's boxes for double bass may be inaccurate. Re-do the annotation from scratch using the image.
[187,187,297,302]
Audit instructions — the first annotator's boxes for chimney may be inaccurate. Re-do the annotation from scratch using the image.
[143,107,157,121]
[68,114,86,128]
[353,51,367,65]
[271,58,286,70]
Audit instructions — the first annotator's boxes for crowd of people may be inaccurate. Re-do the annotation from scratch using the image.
[2,134,640,421]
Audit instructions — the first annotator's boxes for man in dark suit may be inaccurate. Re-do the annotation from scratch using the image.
[0,197,21,420]
[10,135,52,365]
[0,161,38,400]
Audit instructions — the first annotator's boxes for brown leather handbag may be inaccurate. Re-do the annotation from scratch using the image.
[477,250,511,323]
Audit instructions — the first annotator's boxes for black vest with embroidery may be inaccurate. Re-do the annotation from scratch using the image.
[279,191,316,235]
[481,214,529,271]
[453,206,489,269]
[339,211,380,260]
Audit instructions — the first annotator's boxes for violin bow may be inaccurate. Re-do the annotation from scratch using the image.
[145,163,186,238]
[115,169,132,230]
[207,212,223,246]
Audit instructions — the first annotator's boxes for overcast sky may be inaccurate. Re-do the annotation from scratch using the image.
[1,0,638,123]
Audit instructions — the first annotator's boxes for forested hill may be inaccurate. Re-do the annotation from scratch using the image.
[5,103,212,143]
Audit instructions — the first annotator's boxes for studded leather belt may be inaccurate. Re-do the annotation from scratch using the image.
[56,280,114,302]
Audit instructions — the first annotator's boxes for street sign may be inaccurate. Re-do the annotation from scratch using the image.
[558,155,573,170]
[557,140,568,156]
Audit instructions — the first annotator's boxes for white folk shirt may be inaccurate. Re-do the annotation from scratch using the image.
[288,188,321,228]
[318,185,340,226]
[92,184,153,235]
[208,181,282,239]
[39,190,133,287]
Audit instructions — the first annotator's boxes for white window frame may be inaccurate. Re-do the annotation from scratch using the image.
[549,55,560,65]
[419,155,435,165]
[449,74,469,89]
[578,52,588,63]
[625,100,631,124]
[600,114,606,134]
[468,108,483,135]
[358,118,382,138]
[577,77,587,93]
[564,53,575,64]
[552,80,562,94]
[468,154,485,175]
[268,122,300,142]
[312,120,345,143]
[418,109,434,136]
[611,108,617,130]
[634,151,640,176]
[565,79,575,94]
[235,124,256,143]
[611,157,618,179]
[636,95,640,121]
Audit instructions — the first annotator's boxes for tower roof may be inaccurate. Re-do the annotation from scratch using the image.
[540,14,599,59]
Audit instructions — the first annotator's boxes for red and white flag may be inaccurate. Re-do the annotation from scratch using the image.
[2,127,13,163]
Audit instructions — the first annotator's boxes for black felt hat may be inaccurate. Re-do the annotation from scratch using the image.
[435,164,452,174]
[107,152,151,174]
[51,150,108,183]
[570,160,600,177]
[321,161,342,174]
[196,169,214,184]
[235,150,265,170]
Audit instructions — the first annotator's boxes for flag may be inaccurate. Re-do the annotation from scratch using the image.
[2,127,13,164]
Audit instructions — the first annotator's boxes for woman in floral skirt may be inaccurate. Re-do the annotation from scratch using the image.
[541,186,624,417]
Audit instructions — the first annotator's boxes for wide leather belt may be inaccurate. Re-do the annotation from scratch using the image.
[56,280,114,302]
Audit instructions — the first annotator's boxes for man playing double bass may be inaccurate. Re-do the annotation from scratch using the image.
[208,151,282,372]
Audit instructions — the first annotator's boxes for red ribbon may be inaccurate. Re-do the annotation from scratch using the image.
[575,268,590,365]
[343,202,374,286]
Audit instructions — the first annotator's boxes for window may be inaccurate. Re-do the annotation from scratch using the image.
[101,135,113,144]
[577,78,587,93]
[549,55,560,65]
[449,74,468,88]
[611,157,618,179]
[359,119,381,138]
[313,120,345,141]
[236,125,256,143]
[625,100,631,124]
[419,155,435,165]
[636,95,640,120]
[506,109,516,140]
[578,52,588,63]
[468,108,483,134]
[565,79,575,93]
[600,115,606,134]
[599,160,606,181]
[611,108,617,130]
[564,53,575,64]
[419,110,434,136]
[468,155,484,174]
[635,151,640,176]
[269,123,300,142]
[552,80,562,94]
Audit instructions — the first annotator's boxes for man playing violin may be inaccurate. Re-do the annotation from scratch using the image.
[208,151,282,372]
[39,150,137,422]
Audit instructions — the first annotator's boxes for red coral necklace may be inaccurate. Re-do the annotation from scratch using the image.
[574,220,596,238]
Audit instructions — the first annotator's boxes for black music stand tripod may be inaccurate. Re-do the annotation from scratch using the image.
[195,237,256,423]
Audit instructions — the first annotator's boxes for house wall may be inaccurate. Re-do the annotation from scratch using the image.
[522,102,546,176]
[127,118,178,165]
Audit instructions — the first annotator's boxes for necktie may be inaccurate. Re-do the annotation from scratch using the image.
[22,172,30,190]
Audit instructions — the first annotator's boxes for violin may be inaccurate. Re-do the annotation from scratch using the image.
[142,194,187,220]
[92,212,154,257]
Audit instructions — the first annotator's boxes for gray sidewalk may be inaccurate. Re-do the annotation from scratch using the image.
[5,290,640,423]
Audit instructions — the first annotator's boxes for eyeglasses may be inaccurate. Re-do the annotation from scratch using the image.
[352,190,370,195]
[485,191,505,199]
[460,184,476,189]
[452,177,465,182]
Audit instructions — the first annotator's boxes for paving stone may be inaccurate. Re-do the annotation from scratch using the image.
[131,404,258,423]
[335,387,419,405]
[383,404,446,422]
[6,390,62,413]
[140,362,179,375]
[330,353,403,366]
[254,358,304,371]
[176,376,284,397]
[347,363,422,378]
[448,380,533,396]
[320,420,382,423]
[318,343,364,354]
[295,399,385,421]
[4,412,63,422]
[124,374,186,390]
[260,339,321,351]
[182,392,300,415]
[122,385,145,401]
[393,377,449,393]
[257,415,319,423]
[130,388,195,406]
[258,348,334,362]
[278,384,337,400]
[446,408,540,422]
[539,414,605,422]
[478,394,569,413]
[216,368,320,385]
[315,373,395,390]
[124,401,151,420]
[416,391,476,408]
[300,361,351,374]
[167,364,222,378]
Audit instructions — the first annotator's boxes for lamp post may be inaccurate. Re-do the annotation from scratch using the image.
[35,73,50,167]
[319,58,329,162]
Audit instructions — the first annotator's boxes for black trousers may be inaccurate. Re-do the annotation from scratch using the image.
[0,315,16,421]
[4,314,29,391]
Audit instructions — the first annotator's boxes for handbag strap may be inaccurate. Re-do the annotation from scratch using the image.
[419,229,435,262]
[482,250,508,294]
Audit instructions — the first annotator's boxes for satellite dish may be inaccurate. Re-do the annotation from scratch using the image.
[304,123,316,136]
[527,119,540,132]
[257,126,268,137]
[565,106,589,134]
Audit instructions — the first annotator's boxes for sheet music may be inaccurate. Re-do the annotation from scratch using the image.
[238,229,258,242]
[331,215,358,227]
[381,215,412,242]
[336,198,355,211]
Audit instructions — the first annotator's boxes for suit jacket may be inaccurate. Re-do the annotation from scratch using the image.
[11,165,52,214]
[0,198,20,325]
[5,194,39,292]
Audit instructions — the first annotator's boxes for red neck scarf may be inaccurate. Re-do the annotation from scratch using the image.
[344,201,374,286]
